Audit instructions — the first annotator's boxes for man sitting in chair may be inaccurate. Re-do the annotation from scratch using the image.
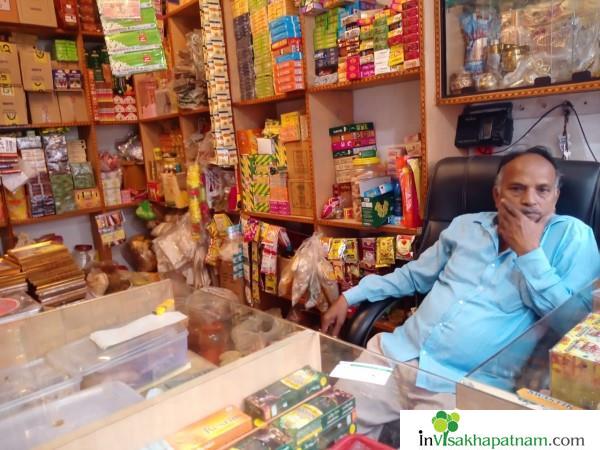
[322,147,600,438]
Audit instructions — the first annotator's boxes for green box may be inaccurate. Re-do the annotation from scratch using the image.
[101,6,157,33]
[109,48,167,77]
[361,192,394,227]
[105,29,162,54]
[52,40,78,62]
[244,366,329,422]
[275,390,355,447]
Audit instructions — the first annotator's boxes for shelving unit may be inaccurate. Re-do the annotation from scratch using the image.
[222,1,428,240]
[0,1,212,260]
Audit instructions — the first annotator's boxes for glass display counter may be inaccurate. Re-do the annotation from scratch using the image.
[458,279,600,410]
[0,280,458,450]
[438,0,600,102]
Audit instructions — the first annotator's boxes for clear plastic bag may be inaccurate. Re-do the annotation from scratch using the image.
[281,233,339,312]
[230,312,287,355]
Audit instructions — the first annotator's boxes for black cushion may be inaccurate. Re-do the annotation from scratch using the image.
[419,156,600,253]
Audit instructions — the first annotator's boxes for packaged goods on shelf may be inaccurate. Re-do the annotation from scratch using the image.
[0,42,21,86]
[308,0,419,84]
[550,313,600,409]
[99,1,167,77]
[200,0,238,165]
[6,241,86,305]
[79,0,102,32]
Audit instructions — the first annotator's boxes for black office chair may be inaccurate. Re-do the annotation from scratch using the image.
[343,156,600,347]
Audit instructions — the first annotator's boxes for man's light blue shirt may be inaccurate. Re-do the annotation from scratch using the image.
[343,212,600,392]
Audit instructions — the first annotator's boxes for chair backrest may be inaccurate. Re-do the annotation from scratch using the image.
[418,156,600,255]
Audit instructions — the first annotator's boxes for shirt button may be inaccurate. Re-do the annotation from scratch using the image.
[477,287,484,292]
[422,350,427,355]
[490,263,496,268]
[459,300,464,305]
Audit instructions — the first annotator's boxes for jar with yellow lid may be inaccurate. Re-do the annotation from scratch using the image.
[351,157,385,221]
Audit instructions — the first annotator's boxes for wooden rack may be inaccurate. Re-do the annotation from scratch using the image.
[0,1,210,260]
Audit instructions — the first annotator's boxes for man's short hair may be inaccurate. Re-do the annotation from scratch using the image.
[495,146,562,188]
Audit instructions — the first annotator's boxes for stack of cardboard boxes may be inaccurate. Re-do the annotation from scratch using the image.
[0,0,57,28]
[0,38,88,126]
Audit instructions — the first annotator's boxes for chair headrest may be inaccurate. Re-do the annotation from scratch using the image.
[424,156,600,242]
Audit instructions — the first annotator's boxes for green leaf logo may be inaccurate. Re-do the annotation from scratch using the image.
[432,411,460,445]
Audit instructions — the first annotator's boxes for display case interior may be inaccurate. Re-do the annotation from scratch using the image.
[0,280,459,450]
[438,0,600,103]
[458,279,600,410]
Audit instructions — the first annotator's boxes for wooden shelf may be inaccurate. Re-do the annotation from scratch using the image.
[95,120,139,126]
[139,112,180,123]
[0,21,76,38]
[179,107,210,116]
[12,207,103,226]
[317,218,421,235]
[81,30,105,39]
[437,79,600,105]
[233,91,305,107]
[0,121,92,130]
[243,211,314,224]
[167,0,200,18]
[308,68,420,93]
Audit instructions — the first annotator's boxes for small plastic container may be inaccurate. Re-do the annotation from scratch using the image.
[47,327,189,390]
[0,381,143,450]
[0,358,81,419]
[351,157,386,220]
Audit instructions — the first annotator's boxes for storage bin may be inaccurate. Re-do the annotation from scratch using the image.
[0,358,80,419]
[47,328,189,390]
[0,381,143,450]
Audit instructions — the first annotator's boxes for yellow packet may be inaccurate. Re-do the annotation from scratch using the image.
[376,237,395,267]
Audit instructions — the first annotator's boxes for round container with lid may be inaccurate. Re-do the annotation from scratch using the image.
[351,157,386,220]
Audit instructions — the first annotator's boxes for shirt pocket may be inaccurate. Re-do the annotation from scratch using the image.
[494,270,525,313]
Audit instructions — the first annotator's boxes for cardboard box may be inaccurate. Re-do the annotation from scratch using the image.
[0,86,27,125]
[0,0,19,23]
[245,366,329,421]
[285,141,310,180]
[28,92,61,123]
[219,259,244,301]
[57,91,88,122]
[19,48,53,91]
[167,405,252,450]
[0,42,22,86]
[16,0,57,27]
[289,179,313,217]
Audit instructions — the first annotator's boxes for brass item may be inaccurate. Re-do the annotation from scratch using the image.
[475,72,499,91]
[501,44,529,73]
[449,72,474,94]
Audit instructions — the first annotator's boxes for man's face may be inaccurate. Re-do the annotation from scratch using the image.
[493,153,560,223]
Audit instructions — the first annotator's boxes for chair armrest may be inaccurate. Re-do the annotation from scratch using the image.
[342,297,409,347]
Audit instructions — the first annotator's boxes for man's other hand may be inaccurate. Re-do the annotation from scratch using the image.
[498,199,551,256]
[321,295,349,337]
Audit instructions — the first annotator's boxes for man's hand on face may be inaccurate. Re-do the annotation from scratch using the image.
[321,295,349,337]
[497,199,551,256]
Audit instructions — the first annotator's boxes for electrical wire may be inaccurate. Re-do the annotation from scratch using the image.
[566,101,598,162]
[492,102,568,154]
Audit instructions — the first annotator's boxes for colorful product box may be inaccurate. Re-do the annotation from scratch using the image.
[274,390,356,447]
[167,406,253,450]
[245,366,329,421]
[550,313,600,409]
